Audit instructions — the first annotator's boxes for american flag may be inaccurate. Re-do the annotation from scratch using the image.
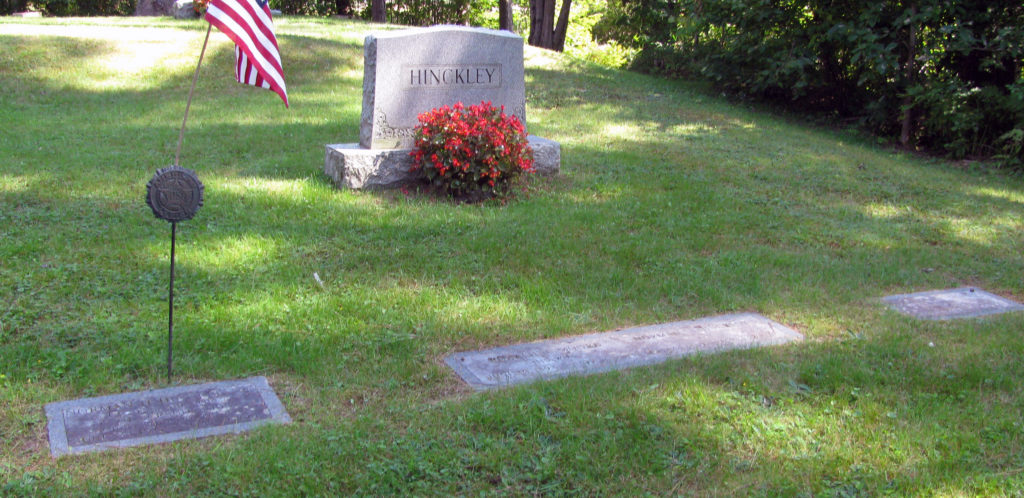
[205,0,289,107]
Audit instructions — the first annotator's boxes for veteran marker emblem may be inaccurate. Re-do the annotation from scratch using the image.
[146,165,204,222]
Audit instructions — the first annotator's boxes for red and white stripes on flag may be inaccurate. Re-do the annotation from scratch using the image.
[205,0,289,107]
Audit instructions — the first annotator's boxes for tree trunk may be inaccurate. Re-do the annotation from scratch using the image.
[530,0,555,48]
[528,1,539,45]
[498,0,514,32]
[371,0,386,23]
[900,6,917,148]
[552,0,572,51]
[528,0,571,51]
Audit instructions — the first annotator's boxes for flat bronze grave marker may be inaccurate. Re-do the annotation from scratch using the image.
[45,376,290,457]
[445,313,803,390]
[882,287,1024,320]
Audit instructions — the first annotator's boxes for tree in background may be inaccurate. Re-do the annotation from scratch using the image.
[499,0,515,31]
[371,0,385,21]
[529,0,572,51]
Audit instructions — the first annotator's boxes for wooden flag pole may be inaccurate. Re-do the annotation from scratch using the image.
[175,23,213,168]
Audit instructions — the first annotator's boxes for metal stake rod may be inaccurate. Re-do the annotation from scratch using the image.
[168,221,177,382]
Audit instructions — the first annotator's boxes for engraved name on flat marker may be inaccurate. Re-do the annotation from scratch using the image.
[445,313,803,390]
[45,376,290,457]
[882,287,1024,320]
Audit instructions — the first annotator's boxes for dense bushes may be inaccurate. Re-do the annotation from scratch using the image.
[373,0,490,26]
[273,0,336,16]
[1,0,29,15]
[596,0,1024,166]
[4,0,133,15]
[270,0,490,25]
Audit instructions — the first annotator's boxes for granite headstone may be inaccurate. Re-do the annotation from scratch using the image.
[359,26,525,150]
[325,25,560,190]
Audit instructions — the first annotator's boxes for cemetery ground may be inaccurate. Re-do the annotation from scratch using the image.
[2,17,1024,495]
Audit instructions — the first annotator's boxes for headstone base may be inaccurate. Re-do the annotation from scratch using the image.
[324,135,560,190]
[173,0,197,18]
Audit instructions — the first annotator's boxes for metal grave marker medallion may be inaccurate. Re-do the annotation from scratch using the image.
[882,287,1024,320]
[45,376,290,457]
[445,313,803,390]
[146,165,204,223]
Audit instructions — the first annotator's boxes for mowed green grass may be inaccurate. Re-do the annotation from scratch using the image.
[2,17,1024,495]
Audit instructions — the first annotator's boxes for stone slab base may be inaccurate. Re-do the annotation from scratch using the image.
[325,135,560,190]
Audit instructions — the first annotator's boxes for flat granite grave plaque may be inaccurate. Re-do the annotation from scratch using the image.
[882,287,1024,320]
[446,313,803,390]
[45,376,290,457]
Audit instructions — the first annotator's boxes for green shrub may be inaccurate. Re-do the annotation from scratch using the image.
[354,0,488,25]
[271,0,336,16]
[596,0,1024,168]
[1,0,30,15]
[33,0,134,15]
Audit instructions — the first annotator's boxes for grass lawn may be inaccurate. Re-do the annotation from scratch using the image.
[2,16,1024,495]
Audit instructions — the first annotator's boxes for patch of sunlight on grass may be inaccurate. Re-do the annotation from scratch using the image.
[602,122,645,140]
[216,177,311,199]
[860,200,1019,246]
[524,46,569,71]
[339,66,363,81]
[566,184,625,203]
[944,216,1021,246]
[1,25,216,90]
[862,202,914,219]
[193,234,280,271]
[970,186,1024,204]
[370,278,535,332]
[435,291,529,329]
[275,18,375,44]
[667,121,721,137]
[862,201,1020,246]
[0,174,31,193]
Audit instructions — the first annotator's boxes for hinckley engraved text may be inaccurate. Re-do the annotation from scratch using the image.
[404,64,501,89]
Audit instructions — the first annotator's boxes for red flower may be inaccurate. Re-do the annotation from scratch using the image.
[410,101,534,200]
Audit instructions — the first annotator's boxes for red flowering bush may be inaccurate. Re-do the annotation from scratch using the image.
[410,101,534,201]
